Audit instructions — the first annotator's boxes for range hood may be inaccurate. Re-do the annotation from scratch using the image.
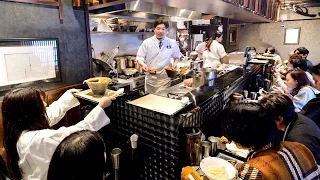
[89,0,202,21]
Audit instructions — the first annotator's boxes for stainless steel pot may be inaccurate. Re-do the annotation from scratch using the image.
[123,68,137,76]
[127,56,135,68]
[202,68,217,80]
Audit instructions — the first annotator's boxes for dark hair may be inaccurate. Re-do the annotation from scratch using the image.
[154,17,169,29]
[295,47,309,56]
[206,31,223,51]
[222,103,280,150]
[289,54,308,71]
[288,69,312,96]
[311,63,320,76]
[268,47,275,54]
[259,93,297,126]
[2,87,49,179]
[48,130,107,180]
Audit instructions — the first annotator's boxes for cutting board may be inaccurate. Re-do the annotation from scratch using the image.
[129,94,185,116]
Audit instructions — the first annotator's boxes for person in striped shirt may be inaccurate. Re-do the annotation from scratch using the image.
[222,103,320,180]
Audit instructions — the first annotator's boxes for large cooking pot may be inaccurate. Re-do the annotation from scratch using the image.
[123,68,138,76]
[201,68,217,87]
[127,56,136,68]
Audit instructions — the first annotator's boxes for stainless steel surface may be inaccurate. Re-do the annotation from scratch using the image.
[111,148,122,169]
[89,0,202,20]
[139,0,273,23]
[122,68,138,75]
[250,92,257,100]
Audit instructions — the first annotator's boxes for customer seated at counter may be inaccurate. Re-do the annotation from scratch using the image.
[300,63,320,126]
[1,87,115,180]
[222,103,320,180]
[259,93,320,165]
[281,69,319,111]
[294,47,313,72]
[275,54,315,91]
[48,130,107,180]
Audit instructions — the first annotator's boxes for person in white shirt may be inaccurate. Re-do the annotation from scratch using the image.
[195,38,210,58]
[265,47,282,67]
[281,69,319,111]
[136,17,180,93]
[1,87,115,180]
[203,31,228,68]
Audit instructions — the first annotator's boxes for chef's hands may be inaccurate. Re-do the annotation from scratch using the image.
[99,96,116,109]
[137,60,149,72]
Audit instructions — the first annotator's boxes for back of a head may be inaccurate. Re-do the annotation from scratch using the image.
[268,47,275,54]
[259,93,296,126]
[289,54,308,71]
[311,63,320,76]
[48,130,106,180]
[206,31,223,51]
[296,47,309,56]
[222,103,280,150]
[2,87,49,180]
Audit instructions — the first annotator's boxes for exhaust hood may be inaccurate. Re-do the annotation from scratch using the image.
[89,0,202,21]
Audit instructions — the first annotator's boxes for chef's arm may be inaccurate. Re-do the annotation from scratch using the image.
[137,59,149,72]
[173,58,180,69]
[196,49,204,55]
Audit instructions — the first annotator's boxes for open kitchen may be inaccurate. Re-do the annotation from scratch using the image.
[1,0,320,180]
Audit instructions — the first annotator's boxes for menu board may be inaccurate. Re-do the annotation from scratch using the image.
[0,39,60,90]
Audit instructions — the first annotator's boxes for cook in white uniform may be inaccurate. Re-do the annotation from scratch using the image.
[136,17,180,93]
[195,38,210,59]
[2,88,115,180]
[203,31,228,68]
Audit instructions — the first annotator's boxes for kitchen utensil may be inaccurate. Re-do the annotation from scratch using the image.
[250,92,257,100]
[232,93,243,104]
[165,68,179,78]
[190,52,198,61]
[123,68,138,76]
[208,137,218,156]
[130,134,139,149]
[83,77,112,96]
[111,148,122,169]
[200,157,237,180]
[243,90,248,99]
[127,56,135,68]
[182,127,202,166]
[201,141,211,158]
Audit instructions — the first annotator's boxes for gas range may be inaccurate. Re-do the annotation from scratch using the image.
[113,75,145,91]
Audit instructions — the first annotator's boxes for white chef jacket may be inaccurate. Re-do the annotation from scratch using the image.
[17,91,110,180]
[208,40,227,60]
[203,50,221,68]
[136,35,180,93]
[195,42,206,58]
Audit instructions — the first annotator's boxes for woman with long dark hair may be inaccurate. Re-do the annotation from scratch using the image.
[284,69,320,111]
[202,31,228,68]
[2,87,115,180]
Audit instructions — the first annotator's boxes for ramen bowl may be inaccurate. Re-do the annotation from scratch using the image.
[200,157,237,180]
[84,77,112,96]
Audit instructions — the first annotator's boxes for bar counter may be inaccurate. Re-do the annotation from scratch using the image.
[77,65,263,180]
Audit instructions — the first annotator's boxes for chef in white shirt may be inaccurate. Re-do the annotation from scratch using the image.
[203,31,229,68]
[195,38,209,58]
[136,17,180,93]
[2,87,115,180]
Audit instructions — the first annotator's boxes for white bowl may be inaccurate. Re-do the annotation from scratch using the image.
[200,157,237,180]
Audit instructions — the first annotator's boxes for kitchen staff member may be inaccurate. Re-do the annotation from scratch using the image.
[203,31,228,68]
[136,17,180,93]
[195,38,209,58]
